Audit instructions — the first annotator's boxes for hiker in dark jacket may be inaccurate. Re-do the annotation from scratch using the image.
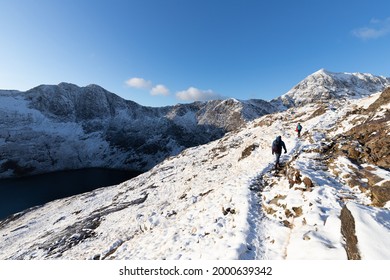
[272,136,287,168]
[296,123,302,138]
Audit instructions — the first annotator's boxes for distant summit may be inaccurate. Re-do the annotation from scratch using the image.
[271,69,390,109]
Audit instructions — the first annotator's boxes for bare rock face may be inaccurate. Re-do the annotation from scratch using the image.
[340,205,361,260]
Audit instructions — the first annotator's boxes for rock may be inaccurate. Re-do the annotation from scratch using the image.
[370,181,390,207]
[340,205,361,260]
[292,206,303,217]
[239,143,258,161]
[222,207,236,215]
[303,177,313,191]
[294,170,302,184]
[285,167,302,188]
[283,220,292,228]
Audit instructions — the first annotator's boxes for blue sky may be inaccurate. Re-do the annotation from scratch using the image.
[1,0,389,107]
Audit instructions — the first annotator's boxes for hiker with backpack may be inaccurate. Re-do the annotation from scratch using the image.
[272,135,287,169]
[296,123,302,138]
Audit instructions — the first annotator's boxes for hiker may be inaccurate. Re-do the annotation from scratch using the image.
[272,135,287,168]
[296,123,302,138]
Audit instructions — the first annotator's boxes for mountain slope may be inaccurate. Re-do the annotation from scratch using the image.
[0,87,389,260]
[0,83,275,178]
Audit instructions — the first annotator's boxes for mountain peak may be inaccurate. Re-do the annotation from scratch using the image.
[85,84,107,91]
[271,69,390,109]
[57,82,79,88]
[313,68,331,75]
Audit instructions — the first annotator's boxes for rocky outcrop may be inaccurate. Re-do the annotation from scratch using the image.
[366,87,390,112]
[340,205,361,260]
[331,88,390,169]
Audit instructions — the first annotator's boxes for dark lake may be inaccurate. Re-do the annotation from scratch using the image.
[0,168,141,220]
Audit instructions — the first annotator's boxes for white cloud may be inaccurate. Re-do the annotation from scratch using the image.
[176,87,221,101]
[125,77,152,89]
[125,77,220,101]
[151,84,170,96]
[352,17,390,40]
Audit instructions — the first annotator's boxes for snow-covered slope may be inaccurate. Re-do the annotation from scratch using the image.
[271,69,390,110]
[0,83,275,178]
[1,87,389,260]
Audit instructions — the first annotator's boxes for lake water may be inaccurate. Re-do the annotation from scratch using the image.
[0,168,141,220]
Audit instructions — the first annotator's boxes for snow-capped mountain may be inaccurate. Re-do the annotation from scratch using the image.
[1,69,388,179]
[0,84,389,260]
[271,69,390,110]
[0,83,275,178]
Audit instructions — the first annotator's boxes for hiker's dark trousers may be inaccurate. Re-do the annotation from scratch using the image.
[275,153,281,166]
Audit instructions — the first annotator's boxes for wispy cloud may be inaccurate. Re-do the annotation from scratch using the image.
[176,87,222,101]
[352,17,390,40]
[125,77,152,89]
[151,84,170,96]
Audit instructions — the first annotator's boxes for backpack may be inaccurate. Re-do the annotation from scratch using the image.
[296,124,302,131]
[272,139,280,153]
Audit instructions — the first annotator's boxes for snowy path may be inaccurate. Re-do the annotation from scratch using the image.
[248,131,347,259]
[243,122,301,260]
[244,103,348,259]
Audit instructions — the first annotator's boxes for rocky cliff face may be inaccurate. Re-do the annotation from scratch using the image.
[0,83,275,178]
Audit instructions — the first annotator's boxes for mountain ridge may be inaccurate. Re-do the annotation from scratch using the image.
[1,69,389,179]
[0,83,276,178]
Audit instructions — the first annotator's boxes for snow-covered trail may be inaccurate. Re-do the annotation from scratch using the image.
[247,95,390,260]
[253,104,347,258]
[241,115,301,259]
[248,132,345,259]
[243,102,344,259]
